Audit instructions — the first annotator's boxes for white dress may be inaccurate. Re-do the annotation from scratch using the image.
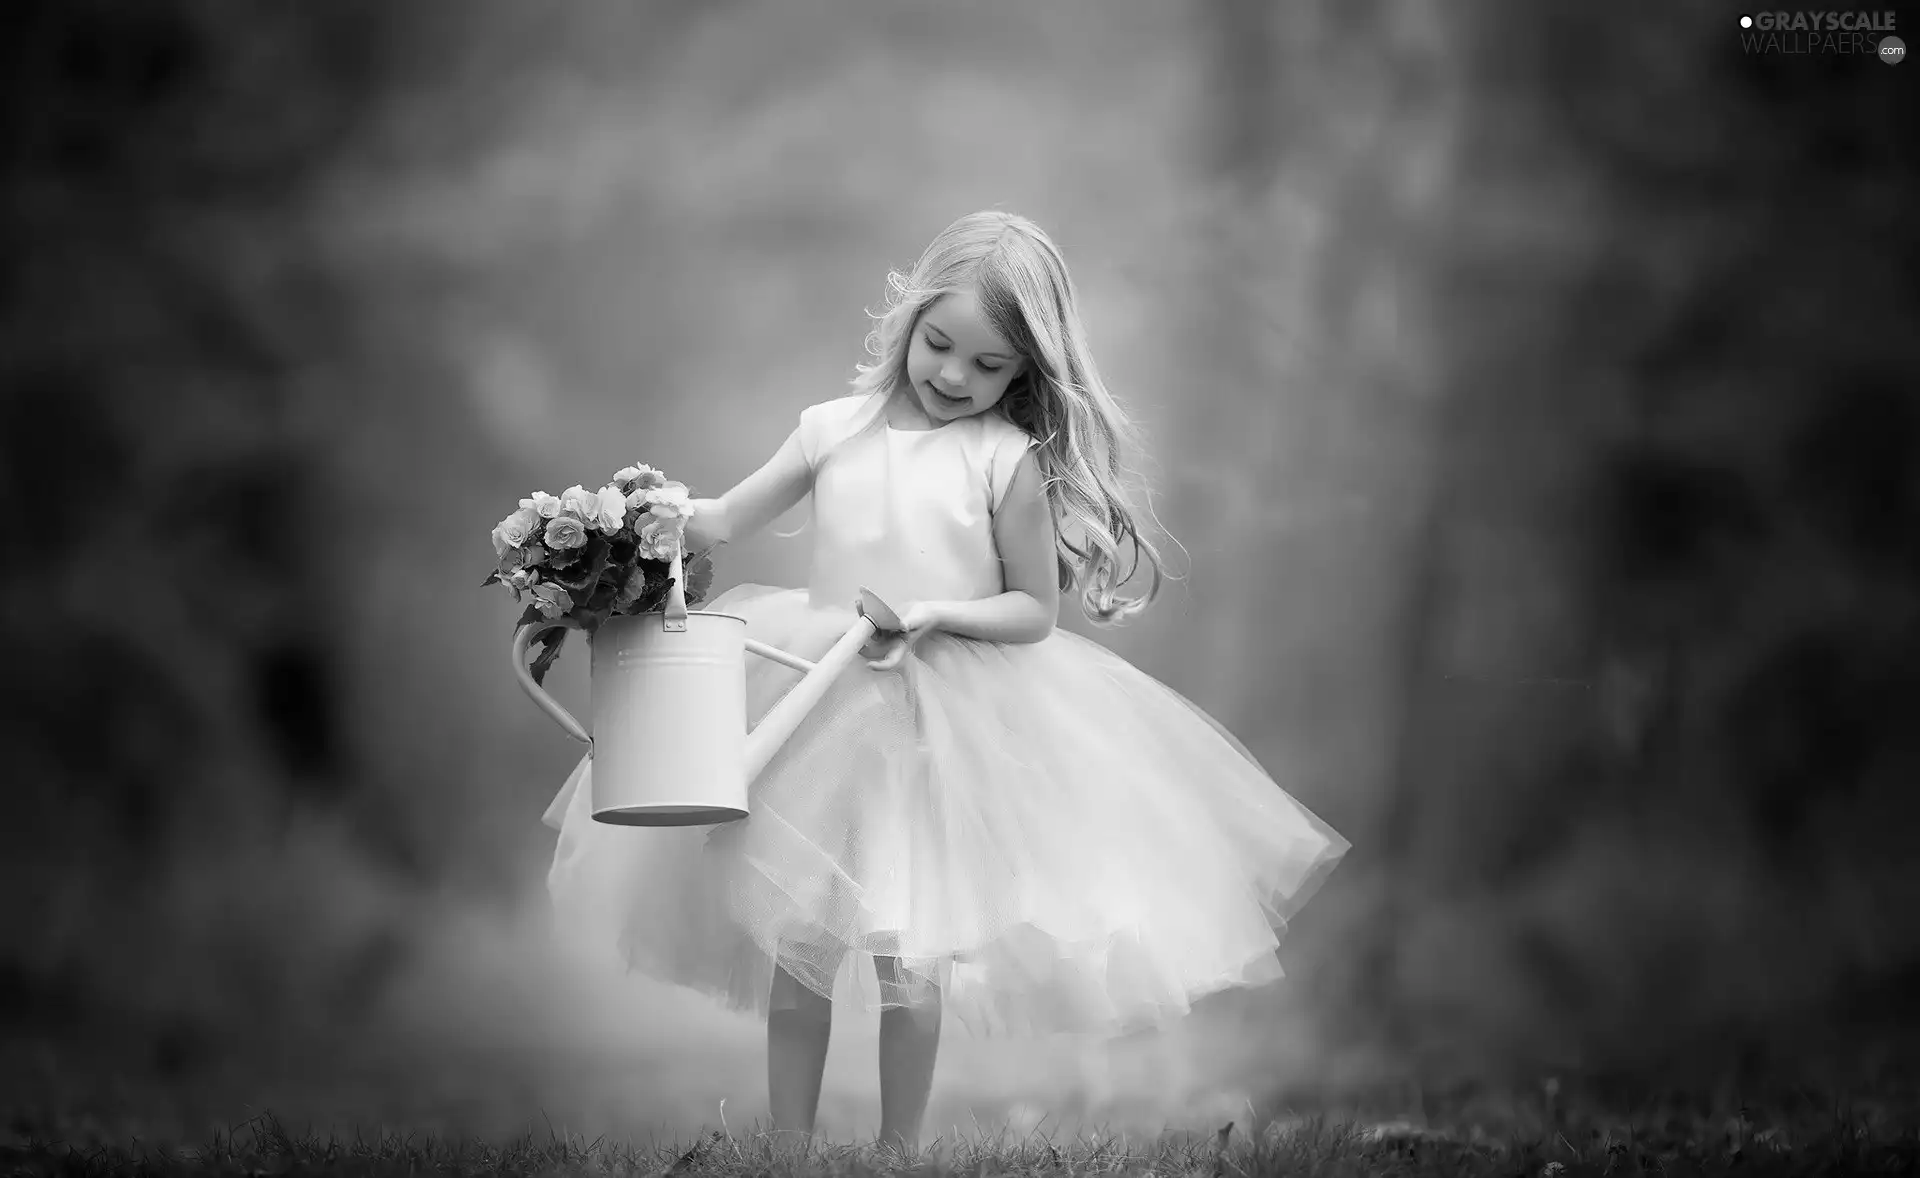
[543,393,1348,1036]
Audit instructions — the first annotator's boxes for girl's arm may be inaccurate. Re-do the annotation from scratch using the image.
[684,429,812,551]
[927,451,1059,644]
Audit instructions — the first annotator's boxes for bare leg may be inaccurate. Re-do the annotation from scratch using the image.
[768,965,833,1138]
[874,956,942,1153]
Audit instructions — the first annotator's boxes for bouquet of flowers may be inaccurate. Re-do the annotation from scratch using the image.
[485,463,713,685]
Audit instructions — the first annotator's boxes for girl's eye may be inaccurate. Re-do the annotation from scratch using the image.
[922,332,1001,372]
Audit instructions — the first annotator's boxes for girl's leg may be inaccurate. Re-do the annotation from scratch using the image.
[768,964,833,1137]
[873,956,942,1153]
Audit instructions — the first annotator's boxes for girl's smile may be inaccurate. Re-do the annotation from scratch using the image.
[927,383,970,410]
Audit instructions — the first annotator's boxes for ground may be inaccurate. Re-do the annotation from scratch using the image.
[6,1026,1918,1178]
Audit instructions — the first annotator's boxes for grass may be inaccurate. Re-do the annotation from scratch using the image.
[8,1017,1919,1176]
[6,1096,1919,1177]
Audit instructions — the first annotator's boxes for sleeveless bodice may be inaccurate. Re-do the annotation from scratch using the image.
[797,395,1035,610]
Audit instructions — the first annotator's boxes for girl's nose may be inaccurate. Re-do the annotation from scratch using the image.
[939,358,967,386]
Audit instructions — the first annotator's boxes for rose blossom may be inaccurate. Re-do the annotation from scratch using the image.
[590,484,626,532]
[559,485,599,520]
[637,519,681,561]
[491,504,541,555]
[527,491,563,519]
[544,515,588,550]
[624,465,667,491]
[530,581,574,619]
[643,481,693,522]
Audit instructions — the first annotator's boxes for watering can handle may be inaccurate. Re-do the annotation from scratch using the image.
[511,617,593,747]
[663,548,689,632]
[511,547,691,746]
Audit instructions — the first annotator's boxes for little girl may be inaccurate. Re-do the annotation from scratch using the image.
[543,210,1348,1150]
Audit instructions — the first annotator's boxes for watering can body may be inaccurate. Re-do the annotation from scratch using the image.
[511,553,903,827]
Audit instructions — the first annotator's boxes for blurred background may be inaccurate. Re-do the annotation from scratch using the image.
[2,0,1916,1149]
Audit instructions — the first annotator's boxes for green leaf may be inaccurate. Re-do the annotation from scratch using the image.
[611,562,651,613]
[483,570,503,588]
[551,535,610,594]
[580,581,620,622]
[683,549,715,605]
[528,627,567,686]
[611,557,663,615]
[638,576,674,615]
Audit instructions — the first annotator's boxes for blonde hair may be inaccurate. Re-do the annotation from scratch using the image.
[849,210,1169,624]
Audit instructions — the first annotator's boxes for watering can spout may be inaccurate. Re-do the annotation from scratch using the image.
[739,587,903,784]
[510,556,906,826]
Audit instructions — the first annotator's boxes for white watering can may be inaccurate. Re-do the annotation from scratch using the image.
[511,551,904,827]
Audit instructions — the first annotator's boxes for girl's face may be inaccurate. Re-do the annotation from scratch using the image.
[903,287,1027,423]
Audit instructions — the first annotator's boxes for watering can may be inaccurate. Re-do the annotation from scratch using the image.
[511,550,904,827]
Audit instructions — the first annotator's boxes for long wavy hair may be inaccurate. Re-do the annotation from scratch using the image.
[847,210,1170,624]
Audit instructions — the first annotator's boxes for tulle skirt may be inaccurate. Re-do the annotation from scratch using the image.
[542,584,1348,1037]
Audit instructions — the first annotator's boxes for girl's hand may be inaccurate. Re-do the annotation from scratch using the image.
[861,601,945,671]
